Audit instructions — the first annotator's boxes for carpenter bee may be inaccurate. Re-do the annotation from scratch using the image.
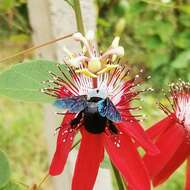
[54,95,122,134]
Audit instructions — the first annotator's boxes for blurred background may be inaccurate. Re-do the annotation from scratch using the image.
[0,0,190,189]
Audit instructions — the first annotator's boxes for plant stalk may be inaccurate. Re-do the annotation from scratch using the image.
[111,162,125,190]
[73,0,85,35]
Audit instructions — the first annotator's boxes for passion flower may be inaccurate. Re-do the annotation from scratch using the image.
[41,32,158,190]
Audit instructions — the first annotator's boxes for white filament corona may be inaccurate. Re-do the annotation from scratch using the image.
[175,94,190,129]
[170,81,190,130]
[72,68,126,105]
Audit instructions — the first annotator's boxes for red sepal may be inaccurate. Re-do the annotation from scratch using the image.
[72,129,104,190]
[105,132,150,190]
[146,114,176,141]
[153,138,190,186]
[143,123,186,178]
[118,114,159,155]
[49,113,76,175]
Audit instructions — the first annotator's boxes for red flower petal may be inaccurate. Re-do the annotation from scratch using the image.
[49,113,76,176]
[118,116,159,155]
[185,157,190,190]
[72,129,104,190]
[143,123,186,178]
[153,138,190,186]
[105,132,150,190]
[146,114,176,141]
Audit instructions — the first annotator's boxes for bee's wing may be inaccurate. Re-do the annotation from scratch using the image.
[98,98,121,122]
[54,95,87,113]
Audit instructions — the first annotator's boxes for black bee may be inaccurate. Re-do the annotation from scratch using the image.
[54,95,121,134]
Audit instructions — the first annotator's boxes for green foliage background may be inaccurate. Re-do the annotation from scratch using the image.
[0,0,190,189]
[97,0,190,89]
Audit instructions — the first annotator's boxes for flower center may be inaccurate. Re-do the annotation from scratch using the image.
[88,58,102,73]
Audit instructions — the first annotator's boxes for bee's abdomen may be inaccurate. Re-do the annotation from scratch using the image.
[83,97,107,134]
[83,111,107,134]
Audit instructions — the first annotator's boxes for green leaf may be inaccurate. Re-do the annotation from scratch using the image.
[156,21,175,42]
[172,50,190,68]
[143,35,162,49]
[174,31,190,49]
[0,59,70,102]
[0,181,22,190]
[179,14,190,27]
[0,151,11,189]
[148,51,170,69]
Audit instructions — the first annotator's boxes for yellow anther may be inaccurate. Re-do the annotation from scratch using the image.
[75,69,98,78]
[97,64,119,75]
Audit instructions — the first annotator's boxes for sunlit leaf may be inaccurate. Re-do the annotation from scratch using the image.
[0,0,15,11]
[180,5,190,15]
[0,59,70,102]
[0,151,11,189]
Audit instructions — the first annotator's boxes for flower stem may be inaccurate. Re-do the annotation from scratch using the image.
[73,0,85,35]
[111,162,125,190]
[37,173,49,189]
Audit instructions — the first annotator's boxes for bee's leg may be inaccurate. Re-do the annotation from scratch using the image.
[54,112,83,134]
[108,120,118,134]
[70,111,83,128]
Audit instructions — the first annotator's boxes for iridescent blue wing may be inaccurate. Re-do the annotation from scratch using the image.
[54,95,87,113]
[98,98,121,122]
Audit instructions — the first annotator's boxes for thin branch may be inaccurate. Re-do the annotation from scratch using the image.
[0,33,74,63]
